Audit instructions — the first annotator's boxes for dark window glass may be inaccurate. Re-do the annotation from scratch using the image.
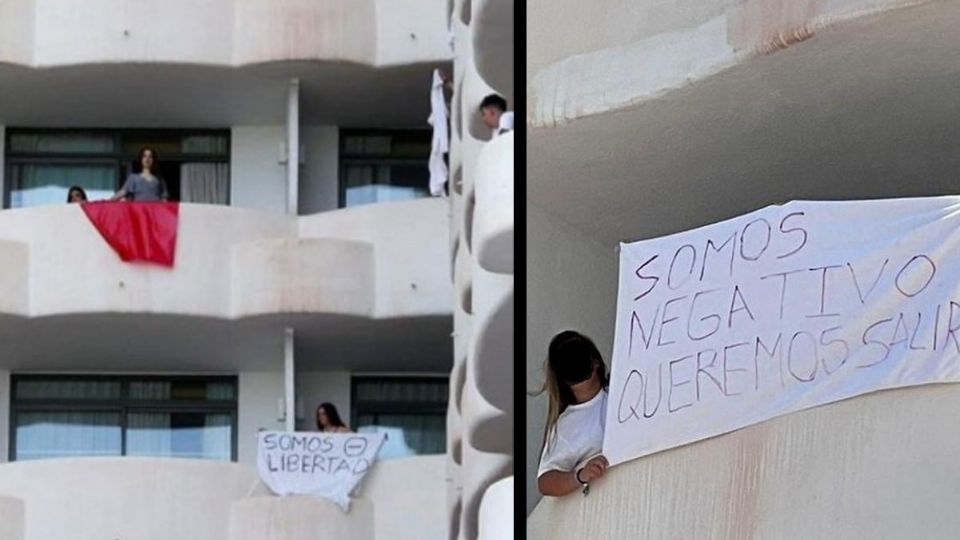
[10,376,237,462]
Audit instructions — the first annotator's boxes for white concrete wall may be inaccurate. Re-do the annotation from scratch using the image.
[295,370,352,432]
[0,0,452,68]
[0,200,450,319]
[526,204,618,515]
[231,126,288,214]
[528,384,960,539]
[299,199,453,318]
[0,454,446,540]
[299,126,340,215]
[375,0,453,66]
[230,496,375,540]
[238,370,286,465]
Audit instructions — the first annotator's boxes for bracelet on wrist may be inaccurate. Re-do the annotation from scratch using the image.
[575,468,586,485]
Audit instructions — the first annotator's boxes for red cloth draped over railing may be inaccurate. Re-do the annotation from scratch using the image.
[80,201,180,267]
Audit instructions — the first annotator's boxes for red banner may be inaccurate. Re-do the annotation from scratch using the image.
[80,201,179,267]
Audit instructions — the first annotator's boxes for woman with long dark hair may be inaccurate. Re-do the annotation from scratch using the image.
[533,330,610,496]
[316,402,351,433]
[66,185,88,203]
[110,146,169,201]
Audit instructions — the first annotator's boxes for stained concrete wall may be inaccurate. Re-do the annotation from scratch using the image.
[0,199,450,319]
[528,384,960,539]
[0,0,451,68]
[0,455,446,540]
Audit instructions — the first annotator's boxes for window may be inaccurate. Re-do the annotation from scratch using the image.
[4,129,230,208]
[10,375,237,461]
[339,130,432,208]
[351,376,448,459]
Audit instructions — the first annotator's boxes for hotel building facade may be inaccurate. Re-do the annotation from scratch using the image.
[528,0,960,537]
[0,1,513,539]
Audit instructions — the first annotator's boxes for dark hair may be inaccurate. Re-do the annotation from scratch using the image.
[536,330,608,453]
[479,94,507,112]
[66,186,88,203]
[135,146,160,175]
[316,402,347,431]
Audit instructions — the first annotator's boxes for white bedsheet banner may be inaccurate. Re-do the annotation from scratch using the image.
[257,431,386,511]
[603,196,960,466]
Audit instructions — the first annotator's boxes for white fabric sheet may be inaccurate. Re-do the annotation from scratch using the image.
[427,69,450,197]
[604,196,960,466]
[257,431,386,511]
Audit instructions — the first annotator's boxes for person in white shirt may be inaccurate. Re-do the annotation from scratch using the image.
[534,330,610,496]
[479,94,513,137]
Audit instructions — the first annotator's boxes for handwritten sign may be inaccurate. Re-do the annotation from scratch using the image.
[257,431,386,511]
[603,196,960,466]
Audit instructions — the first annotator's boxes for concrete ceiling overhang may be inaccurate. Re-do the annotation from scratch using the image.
[0,60,451,128]
[528,0,960,247]
[0,313,452,373]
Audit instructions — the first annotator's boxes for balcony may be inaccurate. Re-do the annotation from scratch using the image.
[0,454,447,540]
[0,199,452,372]
[0,0,451,68]
[528,384,960,539]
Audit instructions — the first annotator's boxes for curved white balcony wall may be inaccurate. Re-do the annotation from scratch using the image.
[471,0,513,100]
[0,455,446,540]
[0,0,451,68]
[469,267,512,416]
[528,0,929,127]
[0,199,450,319]
[473,132,513,274]
[478,476,512,540]
[0,240,28,316]
[363,454,448,540]
[299,198,451,318]
[459,445,511,540]
[446,456,464,540]
[455,244,473,314]
[0,458,272,540]
[231,238,374,317]
[529,385,960,538]
[231,497,373,540]
[461,375,511,455]
[447,402,464,465]
[0,495,24,540]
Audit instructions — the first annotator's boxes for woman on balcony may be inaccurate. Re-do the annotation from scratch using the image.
[535,330,610,496]
[110,147,169,201]
[66,186,88,203]
[316,403,352,433]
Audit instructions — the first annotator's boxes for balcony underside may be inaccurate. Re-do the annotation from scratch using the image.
[528,0,960,247]
[0,61,450,127]
[0,312,451,372]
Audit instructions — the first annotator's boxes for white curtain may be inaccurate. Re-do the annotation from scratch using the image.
[427,68,449,196]
[126,412,173,457]
[201,413,232,460]
[16,411,122,460]
[180,162,229,204]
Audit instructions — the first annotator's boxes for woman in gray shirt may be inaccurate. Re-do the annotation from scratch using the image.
[110,146,169,201]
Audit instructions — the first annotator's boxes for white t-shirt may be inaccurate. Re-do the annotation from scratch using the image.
[537,389,607,478]
[495,111,514,137]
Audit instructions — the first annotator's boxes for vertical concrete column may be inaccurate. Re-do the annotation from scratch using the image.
[286,78,300,216]
[284,328,295,432]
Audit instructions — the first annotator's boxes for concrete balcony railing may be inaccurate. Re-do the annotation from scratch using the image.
[0,198,451,320]
[528,384,960,539]
[0,0,451,69]
[471,0,513,98]
[0,454,447,540]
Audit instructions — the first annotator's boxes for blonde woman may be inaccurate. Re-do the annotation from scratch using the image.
[535,330,610,496]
